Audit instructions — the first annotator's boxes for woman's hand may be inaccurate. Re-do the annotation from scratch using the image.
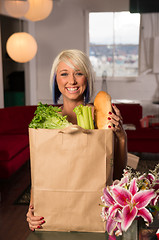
[26,204,45,231]
[108,104,126,139]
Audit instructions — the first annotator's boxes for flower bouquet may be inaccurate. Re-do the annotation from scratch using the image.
[100,164,159,239]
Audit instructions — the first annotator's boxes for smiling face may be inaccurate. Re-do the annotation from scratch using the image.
[56,61,87,103]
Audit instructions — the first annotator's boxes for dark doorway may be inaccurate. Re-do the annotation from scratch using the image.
[0,15,25,107]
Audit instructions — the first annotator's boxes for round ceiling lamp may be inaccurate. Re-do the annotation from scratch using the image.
[4,0,30,18]
[6,32,38,63]
[24,0,53,22]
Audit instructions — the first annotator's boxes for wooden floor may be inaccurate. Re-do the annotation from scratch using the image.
[0,161,31,240]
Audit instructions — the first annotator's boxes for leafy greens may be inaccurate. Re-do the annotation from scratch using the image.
[29,102,72,129]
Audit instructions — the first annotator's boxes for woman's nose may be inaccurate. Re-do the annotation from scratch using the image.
[69,73,77,84]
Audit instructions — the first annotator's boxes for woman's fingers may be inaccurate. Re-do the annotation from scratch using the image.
[27,216,45,230]
[27,215,44,224]
[109,114,120,125]
[28,220,45,230]
[108,104,124,132]
[112,103,121,115]
[26,205,45,231]
[112,104,123,120]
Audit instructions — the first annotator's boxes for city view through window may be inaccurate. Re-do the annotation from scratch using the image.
[89,12,140,78]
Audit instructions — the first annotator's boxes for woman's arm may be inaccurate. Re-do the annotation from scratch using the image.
[108,104,127,180]
[113,128,127,180]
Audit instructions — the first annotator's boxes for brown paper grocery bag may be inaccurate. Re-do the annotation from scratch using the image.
[29,125,114,232]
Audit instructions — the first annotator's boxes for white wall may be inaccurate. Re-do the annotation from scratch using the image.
[35,0,88,103]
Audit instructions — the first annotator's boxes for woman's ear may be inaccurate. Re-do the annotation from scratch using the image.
[52,74,61,104]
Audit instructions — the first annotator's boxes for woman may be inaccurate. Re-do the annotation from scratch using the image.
[26,49,127,231]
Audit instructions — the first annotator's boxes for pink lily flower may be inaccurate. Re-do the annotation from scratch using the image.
[106,209,122,236]
[103,187,123,216]
[117,175,129,187]
[146,173,155,183]
[108,234,116,240]
[103,187,116,206]
[112,178,156,231]
[102,187,122,236]
[151,182,159,206]
[140,175,159,206]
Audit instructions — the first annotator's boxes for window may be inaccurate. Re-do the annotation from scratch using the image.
[89,12,140,79]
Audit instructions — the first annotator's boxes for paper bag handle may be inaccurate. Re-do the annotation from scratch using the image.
[58,125,90,134]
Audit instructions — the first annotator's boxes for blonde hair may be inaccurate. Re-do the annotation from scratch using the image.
[50,49,94,102]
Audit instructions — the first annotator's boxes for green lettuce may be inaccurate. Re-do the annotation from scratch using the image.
[29,102,72,129]
[73,104,94,129]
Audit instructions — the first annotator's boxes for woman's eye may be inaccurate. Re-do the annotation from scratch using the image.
[76,72,83,76]
[61,73,68,76]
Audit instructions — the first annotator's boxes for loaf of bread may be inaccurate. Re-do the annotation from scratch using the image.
[94,91,112,129]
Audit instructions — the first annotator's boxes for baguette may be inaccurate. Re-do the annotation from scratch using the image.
[94,91,112,129]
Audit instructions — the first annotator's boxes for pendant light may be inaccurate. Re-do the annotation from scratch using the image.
[6,32,38,63]
[24,0,53,22]
[4,0,29,18]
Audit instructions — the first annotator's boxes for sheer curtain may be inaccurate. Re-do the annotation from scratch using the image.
[139,13,159,74]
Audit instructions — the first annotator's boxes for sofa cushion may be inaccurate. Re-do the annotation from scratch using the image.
[0,147,30,179]
[117,104,142,129]
[0,106,37,134]
[126,128,159,140]
[0,134,29,161]
[5,129,29,135]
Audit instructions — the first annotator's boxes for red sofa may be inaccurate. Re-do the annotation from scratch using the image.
[0,103,158,179]
[117,103,159,153]
[0,105,37,179]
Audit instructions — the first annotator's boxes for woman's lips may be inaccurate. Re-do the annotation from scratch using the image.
[66,87,79,93]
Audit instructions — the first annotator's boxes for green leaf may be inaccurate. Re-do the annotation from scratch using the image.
[29,102,72,129]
